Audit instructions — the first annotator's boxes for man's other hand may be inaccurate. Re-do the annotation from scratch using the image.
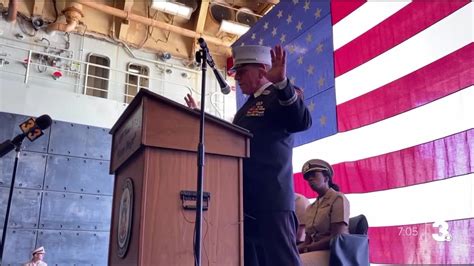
[184,93,198,109]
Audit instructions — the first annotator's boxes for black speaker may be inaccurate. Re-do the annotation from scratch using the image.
[32,17,45,30]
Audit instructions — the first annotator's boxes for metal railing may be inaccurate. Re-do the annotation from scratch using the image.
[0,41,229,118]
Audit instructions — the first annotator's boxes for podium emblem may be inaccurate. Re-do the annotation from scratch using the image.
[117,178,134,258]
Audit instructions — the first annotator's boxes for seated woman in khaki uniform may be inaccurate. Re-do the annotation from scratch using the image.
[297,159,350,265]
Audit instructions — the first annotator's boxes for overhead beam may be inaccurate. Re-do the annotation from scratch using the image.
[193,1,210,56]
[195,1,209,34]
[76,0,232,48]
[258,0,279,4]
[118,0,134,40]
[32,0,45,17]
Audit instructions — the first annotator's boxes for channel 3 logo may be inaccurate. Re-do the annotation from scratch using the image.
[432,220,452,242]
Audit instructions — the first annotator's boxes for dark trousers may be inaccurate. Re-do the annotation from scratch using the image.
[244,211,302,266]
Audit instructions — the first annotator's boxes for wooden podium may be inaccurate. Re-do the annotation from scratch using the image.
[108,89,251,265]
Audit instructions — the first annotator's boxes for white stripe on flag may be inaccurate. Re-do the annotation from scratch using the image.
[293,85,474,169]
[335,3,473,104]
[345,173,474,226]
[332,1,411,50]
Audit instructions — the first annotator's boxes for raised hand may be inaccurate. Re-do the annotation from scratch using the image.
[184,93,198,109]
[266,44,287,84]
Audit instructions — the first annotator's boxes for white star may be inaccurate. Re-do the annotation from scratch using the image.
[290,76,296,84]
[240,42,245,46]
[315,8,322,19]
[286,15,292,24]
[264,22,269,30]
[297,56,303,65]
[280,34,286,43]
[308,100,315,112]
[316,43,324,53]
[304,1,310,11]
[288,45,296,54]
[259,38,264,45]
[292,0,299,5]
[277,10,283,18]
[272,27,277,37]
[306,33,313,43]
[251,33,256,40]
[306,65,315,75]
[319,115,327,126]
[296,21,303,32]
[318,76,325,87]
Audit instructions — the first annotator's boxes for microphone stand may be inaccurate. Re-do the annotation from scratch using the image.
[0,139,23,262]
[193,44,207,266]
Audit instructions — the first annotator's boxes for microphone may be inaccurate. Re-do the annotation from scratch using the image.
[34,114,53,130]
[212,68,231,95]
[198,38,231,95]
[0,114,52,158]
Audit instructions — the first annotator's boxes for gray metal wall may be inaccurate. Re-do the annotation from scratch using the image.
[0,112,113,265]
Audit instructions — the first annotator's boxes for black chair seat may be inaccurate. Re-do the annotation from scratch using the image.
[349,214,369,235]
[329,214,370,266]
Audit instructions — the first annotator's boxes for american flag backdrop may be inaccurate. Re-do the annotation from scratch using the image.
[233,0,473,264]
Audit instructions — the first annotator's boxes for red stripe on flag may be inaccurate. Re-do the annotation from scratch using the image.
[330,0,366,25]
[294,172,317,199]
[368,218,474,264]
[334,0,470,77]
[294,129,474,196]
[337,44,474,132]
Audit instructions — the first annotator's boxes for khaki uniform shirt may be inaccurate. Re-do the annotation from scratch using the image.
[303,188,350,241]
[23,260,47,266]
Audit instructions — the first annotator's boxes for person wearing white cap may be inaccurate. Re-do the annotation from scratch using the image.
[295,193,310,244]
[185,44,312,265]
[23,246,47,266]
